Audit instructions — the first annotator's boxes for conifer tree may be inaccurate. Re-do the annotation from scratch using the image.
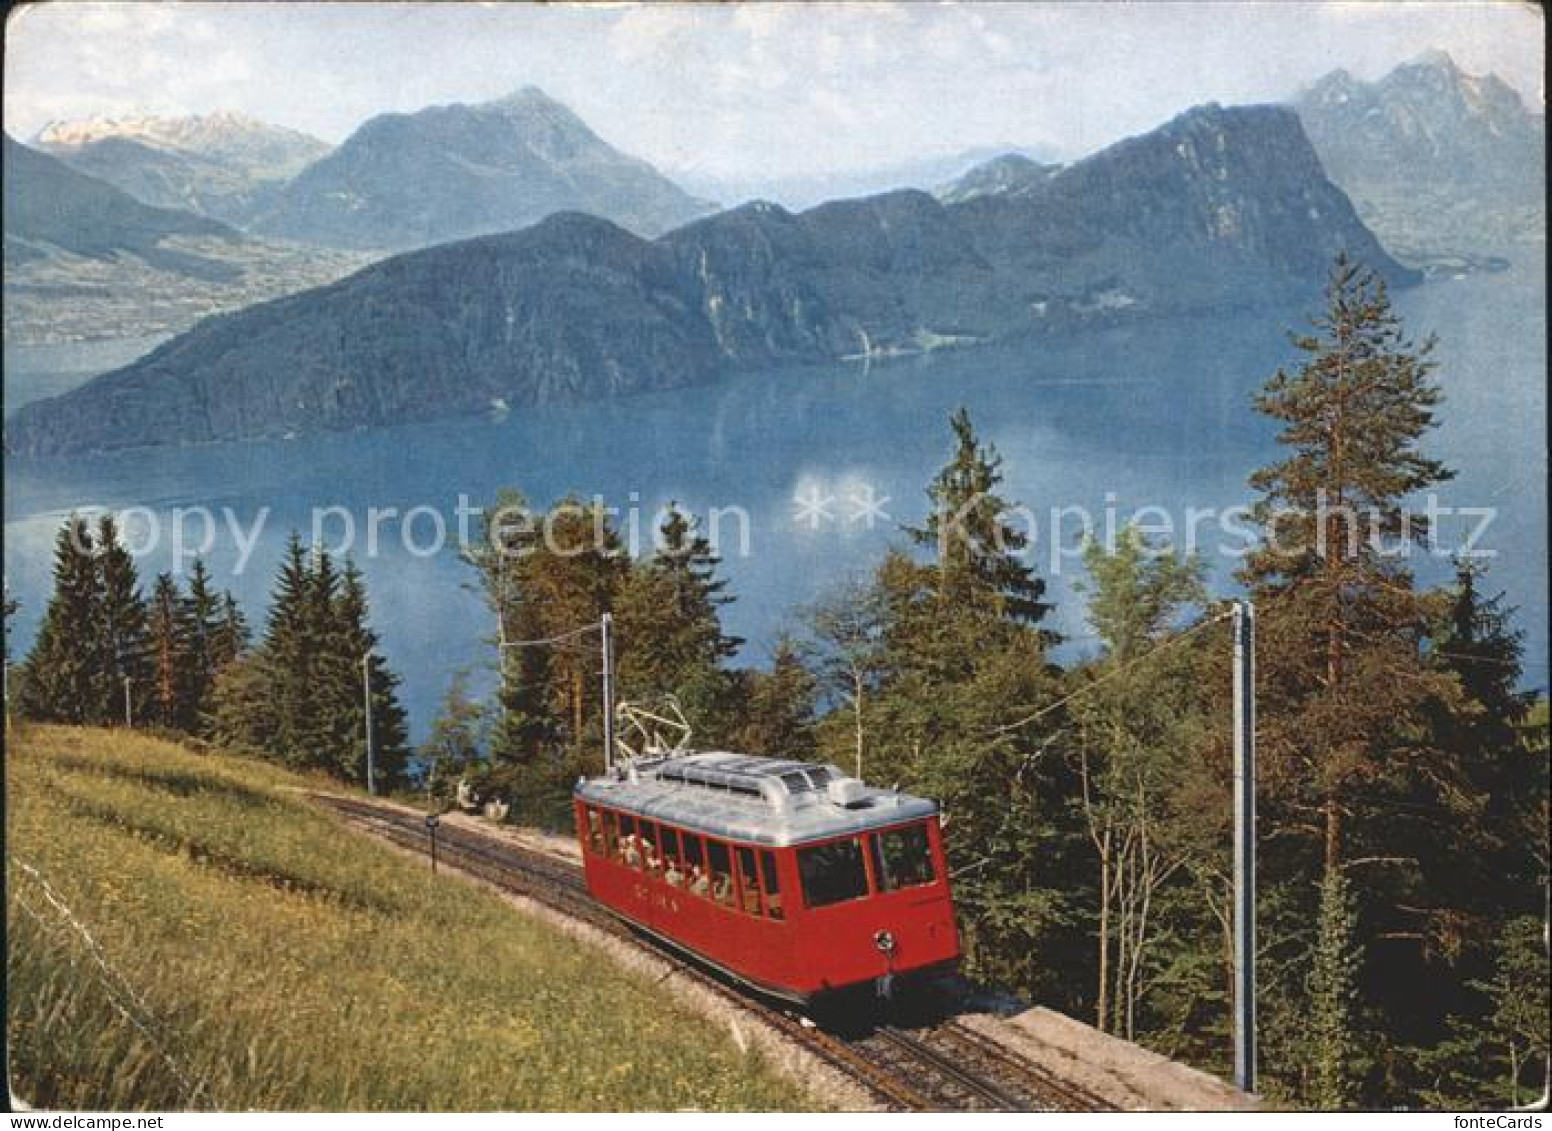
[261,533,319,764]
[1241,255,1457,878]
[21,517,105,723]
[615,504,741,739]
[329,561,410,787]
[146,572,186,728]
[852,413,1080,1004]
[467,490,558,763]
[908,407,1051,628]
[737,637,818,760]
[177,558,223,727]
[3,590,17,726]
[96,514,150,724]
[210,591,250,672]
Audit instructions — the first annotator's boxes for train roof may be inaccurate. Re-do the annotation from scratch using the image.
[574,751,939,848]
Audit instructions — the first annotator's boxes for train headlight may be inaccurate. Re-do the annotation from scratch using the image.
[873,929,896,954]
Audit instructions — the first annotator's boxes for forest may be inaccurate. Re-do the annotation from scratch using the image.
[11,258,1546,1109]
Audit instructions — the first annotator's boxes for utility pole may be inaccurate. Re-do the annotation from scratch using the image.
[1232,599,1257,1094]
[123,676,133,728]
[362,652,376,796]
[600,612,616,774]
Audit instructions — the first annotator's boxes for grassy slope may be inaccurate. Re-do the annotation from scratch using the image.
[6,726,810,1111]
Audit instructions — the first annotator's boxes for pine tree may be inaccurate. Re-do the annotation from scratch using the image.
[1308,869,1363,1109]
[208,654,272,753]
[20,517,105,724]
[96,514,150,725]
[1242,255,1457,878]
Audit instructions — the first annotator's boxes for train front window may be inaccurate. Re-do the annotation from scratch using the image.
[871,824,937,891]
[798,838,870,908]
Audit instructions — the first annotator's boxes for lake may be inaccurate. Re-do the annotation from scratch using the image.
[5,257,1545,740]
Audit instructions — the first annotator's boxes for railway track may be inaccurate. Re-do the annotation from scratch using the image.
[310,792,1110,1112]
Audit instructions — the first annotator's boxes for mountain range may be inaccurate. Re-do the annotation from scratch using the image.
[3,134,366,344]
[8,102,1412,457]
[1294,51,1544,264]
[4,134,238,267]
[36,111,330,223]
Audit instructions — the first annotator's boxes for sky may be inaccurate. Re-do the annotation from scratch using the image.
[4,0,1544,186]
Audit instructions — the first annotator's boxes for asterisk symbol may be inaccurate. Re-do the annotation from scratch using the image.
[792,485,836,530]
[845,484,892,529]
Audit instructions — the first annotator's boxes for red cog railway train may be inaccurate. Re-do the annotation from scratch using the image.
[574,751,960,1005]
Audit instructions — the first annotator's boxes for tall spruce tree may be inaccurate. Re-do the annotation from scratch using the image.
[146,573,186,728]
[467,490,558,763]
[330,561,410,787]
[21,517,105,723]
[908,407,1051,628]
[260,533,319,765]
[210,591,250,672]
[615,504,741,741]
[849,413,1081,1005]
[96,514,150,724]
[177,558,223,728]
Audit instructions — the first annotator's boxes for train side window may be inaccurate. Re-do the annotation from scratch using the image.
[760,851,785,920]
[661,827,686,887]
[585,807,605,856]
[735,847,762,916]
[873,824,937,891]
[640,820,662,877]
[798,838,870,908]
[682,834,710,897]
[602,810,618,859]
[619,815,640,868]
[706,840,736,907]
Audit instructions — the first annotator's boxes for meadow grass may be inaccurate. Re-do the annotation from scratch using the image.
[6,725,814,1111]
